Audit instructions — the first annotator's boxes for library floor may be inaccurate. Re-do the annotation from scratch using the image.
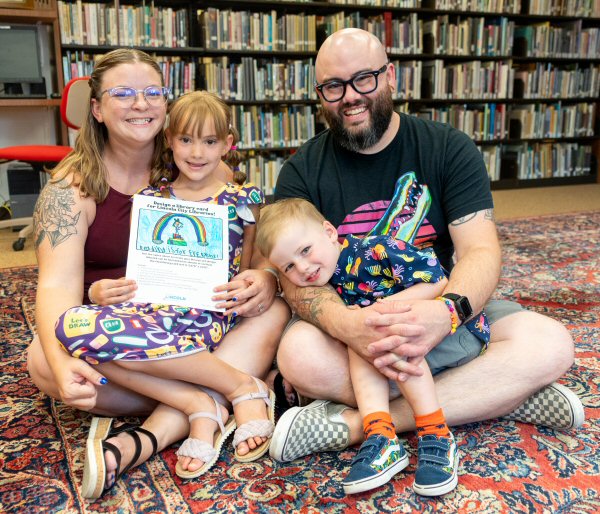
[1,183,599,270]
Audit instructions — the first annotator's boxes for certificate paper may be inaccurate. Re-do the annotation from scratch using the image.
[126,195,229,311]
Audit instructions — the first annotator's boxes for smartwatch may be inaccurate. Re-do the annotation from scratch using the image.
[441,293,473,322]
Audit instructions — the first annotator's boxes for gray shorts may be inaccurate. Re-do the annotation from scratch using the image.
[283,299,523,376]
[425,299,523,375]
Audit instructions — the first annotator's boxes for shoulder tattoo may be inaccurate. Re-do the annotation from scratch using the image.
[33,181,81,249]
[484,208,495,221]
[450,212,477,226]
[450,209,495,226]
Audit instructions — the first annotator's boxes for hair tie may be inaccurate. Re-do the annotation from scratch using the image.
[160,177,169,182]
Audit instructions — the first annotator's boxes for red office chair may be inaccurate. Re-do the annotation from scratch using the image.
[0,76,90,250]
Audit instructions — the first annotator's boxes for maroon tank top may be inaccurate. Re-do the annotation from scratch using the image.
[83,187,132,303]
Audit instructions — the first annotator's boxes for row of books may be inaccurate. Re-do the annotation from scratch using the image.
[57,2,189,47]
[244,153,287,196]
[57,2,600,58]
[423,16,515,56]
[513,63,600,98]
[200,9,317,52]
[62,50,600,104]
[317,12,422,54]
[498,142,593,180]
[326,0,421,6]
[198,57,316,101]
[514,21,600,58]
[507,102,596,138]
[429,0,521,13]
[411,101,595,141]
[523,0,600,16]
[231,105,316,150]
[416,103,507,140]
[241,141,592,188]
[422,60,514,99]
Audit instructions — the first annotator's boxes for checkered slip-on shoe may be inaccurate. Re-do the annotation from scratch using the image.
[269,400,351,462]
[342,434,409,495]
[413,433,459,497]
[504,382,585,429]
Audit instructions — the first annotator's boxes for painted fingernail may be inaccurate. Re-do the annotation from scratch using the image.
[232,297,238,302]
[99,377,108,385]
[232,312,238,317]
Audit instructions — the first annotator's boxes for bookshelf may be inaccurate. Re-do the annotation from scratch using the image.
[53,0,599,194]
[0,0,66,143]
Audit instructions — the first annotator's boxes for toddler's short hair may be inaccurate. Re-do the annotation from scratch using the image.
[257,198,325,258]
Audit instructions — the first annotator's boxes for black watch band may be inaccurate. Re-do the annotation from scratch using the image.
[441,293,473,322]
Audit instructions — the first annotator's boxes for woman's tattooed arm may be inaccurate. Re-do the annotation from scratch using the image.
[33,181,81,249]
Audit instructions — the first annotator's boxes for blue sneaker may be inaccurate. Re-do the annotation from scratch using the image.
[413,432,459,496]
[342,434,409,495]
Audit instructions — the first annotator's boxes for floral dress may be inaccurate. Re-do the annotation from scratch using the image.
[55,182,264,364]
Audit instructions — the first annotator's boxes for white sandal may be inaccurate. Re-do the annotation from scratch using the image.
[231,377,276,462]
[175,396,236,479]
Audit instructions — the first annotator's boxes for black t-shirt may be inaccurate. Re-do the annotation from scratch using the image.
[275,112,493,271]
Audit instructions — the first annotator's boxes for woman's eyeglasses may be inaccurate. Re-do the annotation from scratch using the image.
[101,86,171,106]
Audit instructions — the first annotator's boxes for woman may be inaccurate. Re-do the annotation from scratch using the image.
[27,48,288,497]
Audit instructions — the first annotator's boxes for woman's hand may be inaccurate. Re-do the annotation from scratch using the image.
[53,353,108,411]
[89,277,137,306]
[212,268,278,317]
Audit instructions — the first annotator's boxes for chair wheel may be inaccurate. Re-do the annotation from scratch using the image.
[12,238,26,251]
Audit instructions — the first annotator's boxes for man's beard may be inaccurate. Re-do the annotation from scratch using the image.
[322,88,394,152]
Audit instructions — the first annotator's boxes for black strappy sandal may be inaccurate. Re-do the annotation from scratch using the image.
[82,420,158,500]
[273,371,300,418]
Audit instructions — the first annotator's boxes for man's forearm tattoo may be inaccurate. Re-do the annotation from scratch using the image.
[484,208,495,221]
[289,287,333,331]
[33,183,81,249]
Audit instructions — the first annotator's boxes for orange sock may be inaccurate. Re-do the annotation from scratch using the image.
[363,411,395,439]
[415,408,450,438]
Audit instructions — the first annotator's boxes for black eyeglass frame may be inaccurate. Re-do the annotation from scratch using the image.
[100,86,171,103]
[314,63,389,103]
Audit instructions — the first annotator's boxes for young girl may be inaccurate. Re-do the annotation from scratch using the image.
[55,91,279,498]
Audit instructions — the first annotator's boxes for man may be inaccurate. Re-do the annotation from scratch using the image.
[268,28,584,468]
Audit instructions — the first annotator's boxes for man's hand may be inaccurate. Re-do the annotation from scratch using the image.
[53,355,108,411]
[366,298,451,381]
[333,301,424,359]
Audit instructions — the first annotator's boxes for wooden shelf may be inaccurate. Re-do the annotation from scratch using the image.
[0,7,56,22]
[0,98,60,108]
[491,173,597,190]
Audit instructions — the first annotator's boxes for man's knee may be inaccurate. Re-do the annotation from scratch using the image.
[492,309,574,378]
[276,321,312,374]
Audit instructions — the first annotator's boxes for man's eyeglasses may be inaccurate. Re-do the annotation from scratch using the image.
[315,63,389,103]
[101,86,171,106]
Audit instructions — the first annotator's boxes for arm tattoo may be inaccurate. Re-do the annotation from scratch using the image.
[449,212,477,226]
[288,284,340,332]
[484,208,495,221]
[33,182,81,249]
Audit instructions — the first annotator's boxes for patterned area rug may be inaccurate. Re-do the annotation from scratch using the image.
[1,211,599,513]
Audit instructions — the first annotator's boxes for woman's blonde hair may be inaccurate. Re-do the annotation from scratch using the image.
[51,48,167,202]
[164,90,245,186]
[256,198,325,258]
